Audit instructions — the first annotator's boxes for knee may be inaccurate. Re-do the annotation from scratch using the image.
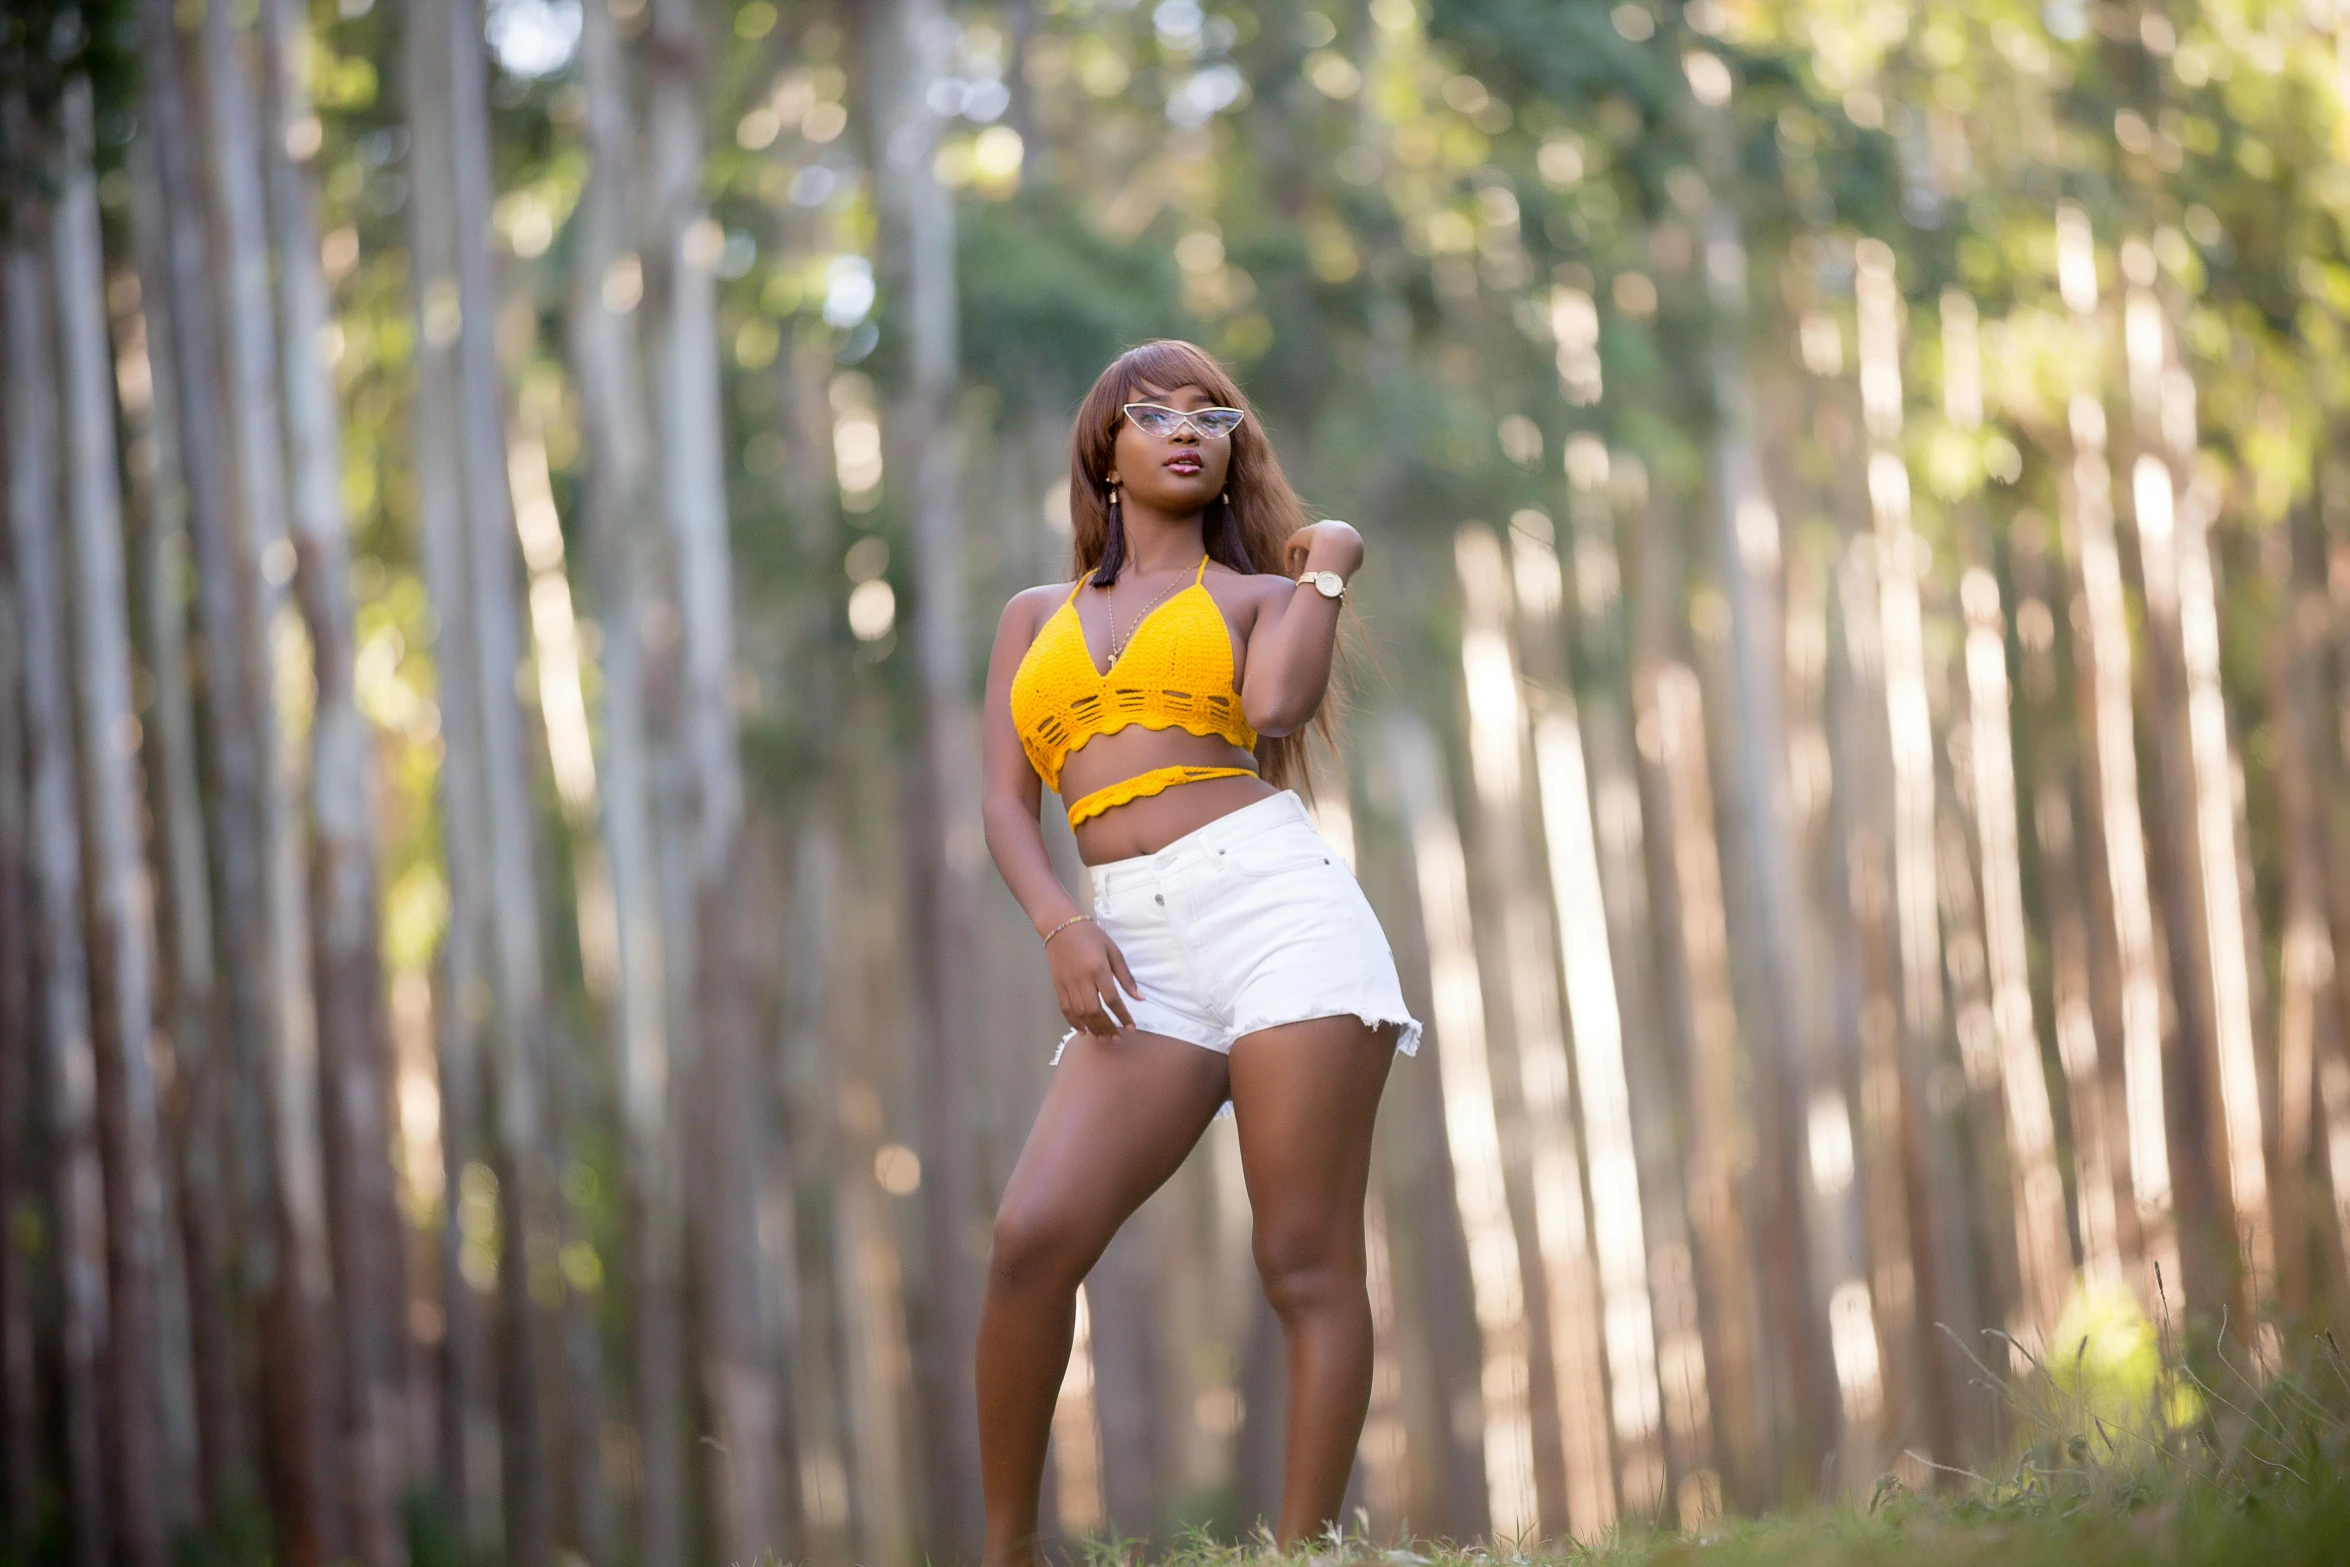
[1251,1222,1364,1322]
[986,1197,1090,1299]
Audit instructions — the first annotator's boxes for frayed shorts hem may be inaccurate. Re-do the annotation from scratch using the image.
[1052,1008,1422,1066]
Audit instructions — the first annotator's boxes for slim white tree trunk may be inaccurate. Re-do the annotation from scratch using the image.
[397,7,500,1535]
[256,3,413,1550]
[1687,59,1836,1472]
[0,550,33,1534]
[1643,660,1780,1499]
[2269,510,2337,1314]
[116,131,222,1523]
[2123,279,2274,1352]
[0,560,34,1533]
[407,0,560,1554]
[868,0,985,1545]
[1552,455,1719,1521]
[50,80,180,1567]
[189,0,342,1550]
[1854,244,1981,1455]
[1455,528,1619,1532]
[1386,715,1541,1541]
[5,222,115,1567]
[2054,208,2181,1325]
[1957,572,2074,1340]
[136,0,310,1529]
[569,0,686,1556]
[644,0,779,1547]
[2010,527,2131,1285]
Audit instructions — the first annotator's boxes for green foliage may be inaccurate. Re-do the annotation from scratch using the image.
[960,186,1192,403]
[0,0,135,225]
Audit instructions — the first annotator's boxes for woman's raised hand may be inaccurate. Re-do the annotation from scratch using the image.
[1047,919,1142,1038]
[1282,518,1365,579]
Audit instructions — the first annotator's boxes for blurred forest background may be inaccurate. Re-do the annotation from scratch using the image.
[6,0,2350,1562]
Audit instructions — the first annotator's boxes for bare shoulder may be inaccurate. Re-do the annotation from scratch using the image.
[998,582,1072,645]
[1201,561,1296,610]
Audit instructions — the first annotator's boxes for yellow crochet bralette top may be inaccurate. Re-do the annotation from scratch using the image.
[1009,557,1259,826]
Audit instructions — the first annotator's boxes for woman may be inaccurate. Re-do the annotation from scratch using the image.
[978,340,1422,1559]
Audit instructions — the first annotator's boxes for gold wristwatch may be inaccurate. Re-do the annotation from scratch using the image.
[1298,570,1347,601]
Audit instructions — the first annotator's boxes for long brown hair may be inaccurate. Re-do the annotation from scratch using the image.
[1065,339,1335,794]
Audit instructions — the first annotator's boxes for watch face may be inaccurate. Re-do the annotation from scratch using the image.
[1313,571,1345,598]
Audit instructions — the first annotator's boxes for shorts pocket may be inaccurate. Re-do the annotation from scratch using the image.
[1224,833,1341,880]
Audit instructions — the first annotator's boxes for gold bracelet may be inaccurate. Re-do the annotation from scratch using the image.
[1041,913,1093,946]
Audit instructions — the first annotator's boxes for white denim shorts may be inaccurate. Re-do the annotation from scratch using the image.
[1053,790,1423,1063]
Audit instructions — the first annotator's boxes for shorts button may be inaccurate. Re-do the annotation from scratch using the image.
[1154,893,1165,905]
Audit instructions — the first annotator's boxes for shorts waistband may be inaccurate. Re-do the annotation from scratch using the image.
[1088,789,1313,898]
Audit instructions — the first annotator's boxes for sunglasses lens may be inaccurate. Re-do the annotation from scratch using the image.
[1195,409,1245,436]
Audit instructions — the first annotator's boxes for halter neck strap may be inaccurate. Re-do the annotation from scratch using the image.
[1194,554,1210,585]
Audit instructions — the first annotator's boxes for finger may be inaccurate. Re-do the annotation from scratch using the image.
[1102,977,1135,1033]
[1088,1005,1117,1038]
[1106,942,1142,1000]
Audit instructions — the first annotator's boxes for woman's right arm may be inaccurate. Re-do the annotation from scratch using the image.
[981,591,1139,1037]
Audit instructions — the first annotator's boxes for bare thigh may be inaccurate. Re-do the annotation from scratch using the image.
[1226,1016,1395,1246]
[990,1027,1232,1279]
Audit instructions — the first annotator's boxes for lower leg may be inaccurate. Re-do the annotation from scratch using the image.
[1228,1015,1396,1545]
[1267,1265,1376,1542]
[972,1029,1231,1565]
[975,1263,1078,1565]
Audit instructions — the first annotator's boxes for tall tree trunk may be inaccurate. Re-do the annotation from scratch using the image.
[1957,572,2075,1340]
[1624,465,1767,1509]
[2123,278,2273,1343]
[2061,379,2182,1323]
[4,220,115,1567]
[120,122,246,1520]
[186,0,343,1551]
[49,80,179,1567]
[0,534,34,1540]
[2008,520,2132,1286]
[868,0,985,1547]
[0,548,35,1537]
[1688,72,1831,1487]
[2269,508,2337,1315]
[255,0,413,1552]
[2053,208,2182,1327]
[778,818,858,1558]
[1455,527,1617,1535]
[1853,243,1980,1461]
[1386,714,1541,1541]
[830,853,918,1563]
[406,0,561,1554]
[569,1,686,1557]
[1553,451,1719,1520]
[134,0,299,1526]
[644,0,780,1549]
[398,0,496,1541]
[1822,494,1933,1474]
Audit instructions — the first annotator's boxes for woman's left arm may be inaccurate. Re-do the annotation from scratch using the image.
[1237,520,1364,737]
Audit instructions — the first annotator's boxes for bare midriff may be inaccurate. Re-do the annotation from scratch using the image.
[1061,724,1276,865]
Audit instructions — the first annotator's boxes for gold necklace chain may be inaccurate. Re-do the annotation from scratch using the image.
[1100,562,1193,667]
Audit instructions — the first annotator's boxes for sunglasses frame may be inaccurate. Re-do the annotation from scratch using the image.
[1121,401,1248,440]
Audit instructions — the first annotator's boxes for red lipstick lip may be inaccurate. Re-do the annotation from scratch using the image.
[1166,454,1202,472]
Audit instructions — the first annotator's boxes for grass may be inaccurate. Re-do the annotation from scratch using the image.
[1064,1293,2350,1567]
